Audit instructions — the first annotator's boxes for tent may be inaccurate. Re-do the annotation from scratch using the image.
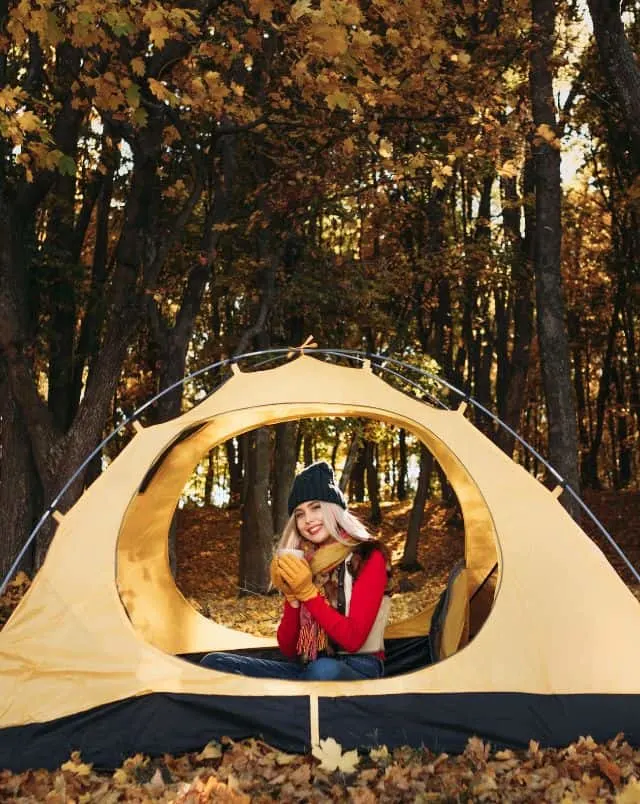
[1,352,639,771]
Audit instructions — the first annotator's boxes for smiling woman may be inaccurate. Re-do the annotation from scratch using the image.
[200,461,392,681]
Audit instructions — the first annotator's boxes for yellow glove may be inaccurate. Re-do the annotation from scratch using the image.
[277,555,318,602]
[269,557,299,606]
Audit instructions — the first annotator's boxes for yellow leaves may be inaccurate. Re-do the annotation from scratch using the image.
[15,109,41,133]
[291,0,314,21]
[325,90,360,113]
[249,0,275,22]
[386,28,402,46]
[342,137,356,155]
[334,0,363,26]
[196,741,223,760]
[498,160,519,179]
[408,152,427,172]
[534,123,562,150]
[131,58,146,77]
[309,22,349,58]
[143,5,171,49]
[312,737,359,773]
[432,163,454,189]
[618,779,640,803]
[60,752,93,776]
[7,3,63,48]
[149,23,170,49]
[378,138,393,158]
[148,77,178,107]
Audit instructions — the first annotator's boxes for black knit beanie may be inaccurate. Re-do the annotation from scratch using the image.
[287,461,347,515]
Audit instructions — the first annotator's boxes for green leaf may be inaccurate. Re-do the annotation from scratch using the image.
[58,155,76,176]
[126,83,141,109]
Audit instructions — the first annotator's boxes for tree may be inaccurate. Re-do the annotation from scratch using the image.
[586,0,640,164]
[529,0,580,503]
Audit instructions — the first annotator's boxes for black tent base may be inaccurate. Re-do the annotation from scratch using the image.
[1,691,639,772]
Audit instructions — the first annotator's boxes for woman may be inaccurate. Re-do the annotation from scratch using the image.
[200,461,391,680]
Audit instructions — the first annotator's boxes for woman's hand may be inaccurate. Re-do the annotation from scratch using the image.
[269,557,299,606]
[277,555,319,602]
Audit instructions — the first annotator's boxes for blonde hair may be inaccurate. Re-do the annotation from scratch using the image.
[276,500,374,551]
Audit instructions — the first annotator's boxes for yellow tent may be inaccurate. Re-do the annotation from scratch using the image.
[1,353,639,770]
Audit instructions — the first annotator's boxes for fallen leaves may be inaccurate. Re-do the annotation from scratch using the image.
[0,733,640,802]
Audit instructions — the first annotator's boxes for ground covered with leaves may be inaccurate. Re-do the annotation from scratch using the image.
[1,491,640,801]
[2,734,640,802]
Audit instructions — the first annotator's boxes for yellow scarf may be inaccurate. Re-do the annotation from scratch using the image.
[308,539,356,577]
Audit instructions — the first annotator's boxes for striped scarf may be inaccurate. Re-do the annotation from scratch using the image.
[296,535,357,662]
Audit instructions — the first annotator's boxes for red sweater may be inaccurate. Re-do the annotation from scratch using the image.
[277,548,387,659]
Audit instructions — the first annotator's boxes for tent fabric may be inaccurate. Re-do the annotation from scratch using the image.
[1,354,640,770]
[2,690,640,772]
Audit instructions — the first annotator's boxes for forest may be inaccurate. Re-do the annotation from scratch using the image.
[1,0,639,591]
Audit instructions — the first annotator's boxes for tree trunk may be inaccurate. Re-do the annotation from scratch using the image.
[569,313,592,488]
[586,0,640,163]
[612,361,632,488]
[495,158,535,456]
[365,440,382,525]
[272,421,298,536]
[350,444,366,502]
[339,427,361,493]
[204,449,215,505]
[584,285,624,488]
[226,437,244,507]
[400,444,432,571]
[530,0,580,507]
[303,433,313,466]
[397,428,408,500]
[0,363,41,581]
[239,427,273,595]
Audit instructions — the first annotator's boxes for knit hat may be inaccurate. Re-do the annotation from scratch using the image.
[287,461,347,515]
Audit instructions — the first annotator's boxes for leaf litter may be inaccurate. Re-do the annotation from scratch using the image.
[1,734,640,802]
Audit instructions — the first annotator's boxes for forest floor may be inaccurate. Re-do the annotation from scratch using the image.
[1,490,640,801]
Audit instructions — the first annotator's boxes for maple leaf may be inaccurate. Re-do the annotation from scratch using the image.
[60,752,93,776]
[196,741,223,760]
[290,0,314,21]
[58,155,76,177]
[326,91,352,111]
[149,23,170,49]
[310,23,349,58]
[16,110,42,133]
[131,58,146,77]
[312,738,359,773]
[249,0,274,22]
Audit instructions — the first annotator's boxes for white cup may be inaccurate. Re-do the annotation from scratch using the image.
[277,548,305,559]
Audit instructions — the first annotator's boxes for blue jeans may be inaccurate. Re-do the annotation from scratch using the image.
[200,652,384,681]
